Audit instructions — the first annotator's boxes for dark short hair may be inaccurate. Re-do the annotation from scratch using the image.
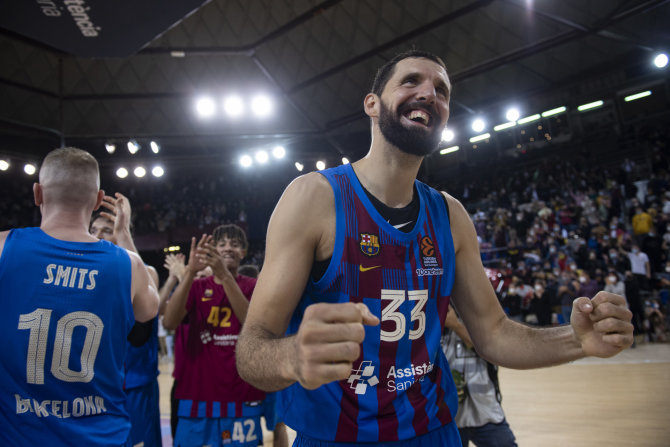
[212,224,248,250]
[371,49,447,96]
[238,264,259,278]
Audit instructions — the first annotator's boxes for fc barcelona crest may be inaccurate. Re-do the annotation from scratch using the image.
[359,233,380,256]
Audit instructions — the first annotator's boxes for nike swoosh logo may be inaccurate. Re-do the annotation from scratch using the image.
[201,297,213,301]
[393,221,413,229]
[359,265,381,272]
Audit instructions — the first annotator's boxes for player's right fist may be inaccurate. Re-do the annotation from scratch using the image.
[293,302,379,390]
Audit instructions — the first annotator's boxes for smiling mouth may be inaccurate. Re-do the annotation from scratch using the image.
[402,108,432,127]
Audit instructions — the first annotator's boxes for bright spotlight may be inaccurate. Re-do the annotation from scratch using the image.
[151,166,164,177]
[196,97,216,118]
[224,95,244,117]
[505,108,520,122]
[24,163,36,175]
[272,146,286,159]
[116,167,128,178]
[134,166,146,178]
[653,53,668,68]
[441,128,455,142]
[316,160,326,170]
[127,140,140,154]
[240,155,253,168]
[150,141,160,154]
[255,150,269,164]
[105,143,116,154]
[251,95,273,118]
[471,118,486,133]
[342,157,350,165]
[0,159,9,171]
[295,162,304,172]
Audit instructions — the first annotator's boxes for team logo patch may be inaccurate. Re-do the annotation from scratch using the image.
[204,288,213,297]
[200,330,212,344]
[417,235,443,276]
[221,429,232,444]
[347,360,379,395]
[359,233,380,256]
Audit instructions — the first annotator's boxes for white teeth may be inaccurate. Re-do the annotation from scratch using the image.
[408,110,429,125]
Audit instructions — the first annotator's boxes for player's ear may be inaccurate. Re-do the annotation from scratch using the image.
[93,190,105,210]
[364,93,380,119]
[33,183,43,206]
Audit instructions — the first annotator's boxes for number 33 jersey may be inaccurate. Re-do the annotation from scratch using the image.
[279,164,460,443]
[0,227,135,446]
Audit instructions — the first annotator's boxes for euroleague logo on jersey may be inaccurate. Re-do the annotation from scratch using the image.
[417,236,443,276]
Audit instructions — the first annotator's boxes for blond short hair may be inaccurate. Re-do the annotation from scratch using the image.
[39,147,100,208]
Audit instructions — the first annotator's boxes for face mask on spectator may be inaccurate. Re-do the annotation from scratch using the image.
[579,276,586,283]
[549,246,556,253]
[534,285,542,292]
[608,275,617,283]
[632,248,639,254]
[508,287,516,295]
[609,252,617,259]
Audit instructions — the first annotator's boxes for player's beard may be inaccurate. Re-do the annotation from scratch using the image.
[378,99,442,156]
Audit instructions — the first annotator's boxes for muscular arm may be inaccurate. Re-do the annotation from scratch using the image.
[129,251,160,322]
[444,193,632,368]
[237,173,378,391]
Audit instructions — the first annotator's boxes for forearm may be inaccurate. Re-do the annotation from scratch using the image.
[237,323,297,392]
[476,317,585,369]
[220,276,249,323]
[163,270,194,329]
[115,230,139,254]
[158,275,179,316]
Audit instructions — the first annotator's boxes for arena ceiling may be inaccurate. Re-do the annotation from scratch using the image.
[0,0,669,171]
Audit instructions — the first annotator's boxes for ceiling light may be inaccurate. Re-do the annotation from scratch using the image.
[295,162,304,172]
[341,157,350,164]
[469,133,491,143]
[195,97,216,118]
[624,91,651,102]
[240,155,253,168]
[127,140,140,154]
[439,146,459,155]
[24,163,36,175]
[494,122,516,132]
[116,167,128,178]
[255,150,269,164]
[251,95,273,118]
[105,143,116,154]
[577,100,603,111]
[517,114,541,125]
[224,95,244,117]
[272,146,286,159]
[541,106,567,117]
[441,128,455,142]
[0,159,9,171]
[505,108,520,122]
[151,166,164,177]
[150,141,160,154]
[134,166,146,178]
[653,53,668,68]
[316,160,326,170]
[471,118,486,133]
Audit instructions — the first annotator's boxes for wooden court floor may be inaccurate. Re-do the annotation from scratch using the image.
[158,343,670,446]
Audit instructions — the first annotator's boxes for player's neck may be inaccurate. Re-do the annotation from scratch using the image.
[354,142,421,208]
[40,210,97,242]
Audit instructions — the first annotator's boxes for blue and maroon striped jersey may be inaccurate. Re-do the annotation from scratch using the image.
[278,164,460,443]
